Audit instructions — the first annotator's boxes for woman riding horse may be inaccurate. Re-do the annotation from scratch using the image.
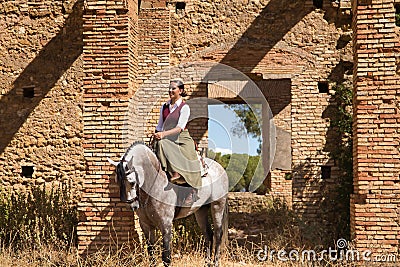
[153,78,201,205]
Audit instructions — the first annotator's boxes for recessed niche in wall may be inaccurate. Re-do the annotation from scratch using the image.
[313,0,323,9]
[23,86,35,98]
[321,166,331,179]
[318,81,329,93]
[395,4,400,27]
[336,34,352,50]
[21,166,34,178]
[176,2,186,13]
[101,101,111,107]
[284,173,293,180]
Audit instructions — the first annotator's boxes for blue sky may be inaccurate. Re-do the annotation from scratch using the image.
[208,105,260,156]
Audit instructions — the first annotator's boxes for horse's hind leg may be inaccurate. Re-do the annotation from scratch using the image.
[211,198,227,267]
[195,205,213,265]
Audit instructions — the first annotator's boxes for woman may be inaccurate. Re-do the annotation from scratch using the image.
[153,79,201,203]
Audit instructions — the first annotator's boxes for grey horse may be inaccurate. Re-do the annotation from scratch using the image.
[108,142,229,266]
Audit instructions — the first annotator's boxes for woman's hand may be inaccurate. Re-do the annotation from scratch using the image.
[154,127,182,140]
[154,131,164,140]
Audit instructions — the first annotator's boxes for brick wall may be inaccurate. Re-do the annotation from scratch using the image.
[78,0,139,254]
[228,192,273,213]
[6,0,398,254]
[133,4,210,149]
[168,0,352,238]
[131,3,171,144]
[77,1,354,240]
[0,0,84,192]
[351,0,400,252]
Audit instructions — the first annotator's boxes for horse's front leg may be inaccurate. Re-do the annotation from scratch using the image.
[140,222,157,266]
[161,223,173,266]
[147,229,157,264]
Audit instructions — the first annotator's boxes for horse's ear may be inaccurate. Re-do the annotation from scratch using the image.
[107,157,119,167]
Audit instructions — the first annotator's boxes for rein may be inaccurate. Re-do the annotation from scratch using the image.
[140,159,163,208]
[118,143,163,208]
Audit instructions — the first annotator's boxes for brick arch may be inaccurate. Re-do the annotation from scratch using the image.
[182,41,318,76]
[186,41,317,68]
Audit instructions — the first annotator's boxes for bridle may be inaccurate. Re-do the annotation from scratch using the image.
[117,159,140,204]
[117,143,164,206]
[125,165,140,204]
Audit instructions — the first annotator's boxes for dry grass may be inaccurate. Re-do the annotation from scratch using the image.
[0,187,392,267]
[2,221,396,267]
[1,238,381,267]
[0,243,273,267]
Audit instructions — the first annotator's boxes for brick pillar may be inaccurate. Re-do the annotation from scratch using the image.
[351,0,400,252]
[78,0,139,253]
[133,1,171,142]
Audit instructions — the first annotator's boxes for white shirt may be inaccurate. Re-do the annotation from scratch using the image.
[155,98,190,132]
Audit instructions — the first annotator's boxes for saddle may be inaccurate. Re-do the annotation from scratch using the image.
[150,136,208,180]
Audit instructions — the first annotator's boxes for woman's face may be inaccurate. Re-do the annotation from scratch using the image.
[168,82,182,101]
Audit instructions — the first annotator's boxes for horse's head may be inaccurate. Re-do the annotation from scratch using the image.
[108,157,140,210]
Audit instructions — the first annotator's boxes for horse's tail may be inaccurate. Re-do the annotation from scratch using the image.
[221,197,229,249]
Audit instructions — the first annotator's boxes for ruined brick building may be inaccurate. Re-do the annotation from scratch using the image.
[0,0,399,254]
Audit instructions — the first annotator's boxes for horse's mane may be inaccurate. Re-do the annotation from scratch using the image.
[121,141,164,184]
[122,141,151,161]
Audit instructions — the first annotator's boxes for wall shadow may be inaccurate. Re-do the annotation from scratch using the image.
[203,0,313,76]
[290,59,354,247]
[291,159,338,246]
[327,60,353,84]
[0,0,83,153]
[79,176,140,256]
[189,0,313,159]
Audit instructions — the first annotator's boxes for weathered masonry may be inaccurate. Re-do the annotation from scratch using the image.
[351,0,400,252]
[0,0,399,254]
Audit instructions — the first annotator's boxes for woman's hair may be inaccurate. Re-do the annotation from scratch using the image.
[170,78,187,97]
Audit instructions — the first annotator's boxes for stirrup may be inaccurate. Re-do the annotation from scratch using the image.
[182,188,198,206]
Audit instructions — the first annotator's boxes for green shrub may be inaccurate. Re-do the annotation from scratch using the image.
[329,83,353,240]
[209,152,264,193]
[0,181,77,249]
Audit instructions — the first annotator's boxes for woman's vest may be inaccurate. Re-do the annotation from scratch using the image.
[162,101,186,131]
